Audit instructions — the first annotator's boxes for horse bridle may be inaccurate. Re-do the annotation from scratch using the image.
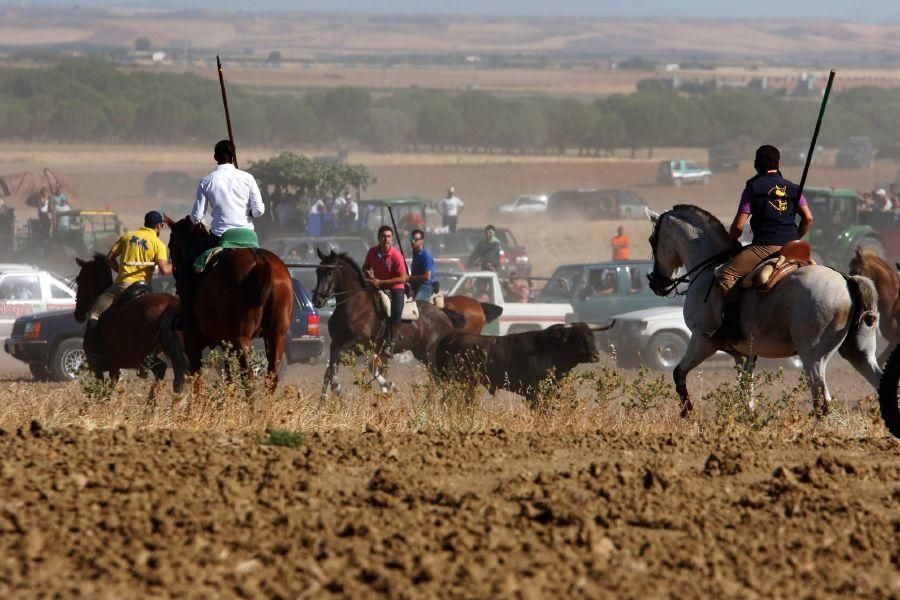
[647,211,736,297]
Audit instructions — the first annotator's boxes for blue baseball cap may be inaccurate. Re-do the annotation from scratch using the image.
[144,210,164,227]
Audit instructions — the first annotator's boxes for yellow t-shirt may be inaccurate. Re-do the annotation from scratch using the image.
[111,227,168,285]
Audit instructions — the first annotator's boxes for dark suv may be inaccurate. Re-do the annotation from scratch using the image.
[707,145,740,172]
[4,277,323,381]
[836,137,876,168]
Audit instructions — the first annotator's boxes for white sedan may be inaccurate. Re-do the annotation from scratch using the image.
[607,305,802,371]
[0,264,76,337]
[496,194,548,215]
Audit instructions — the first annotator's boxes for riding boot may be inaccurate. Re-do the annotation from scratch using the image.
[84,319,105,369]
[704,292,742,343]
[381,324,395,359]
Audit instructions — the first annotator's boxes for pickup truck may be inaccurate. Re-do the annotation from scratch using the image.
[445,271,572,335]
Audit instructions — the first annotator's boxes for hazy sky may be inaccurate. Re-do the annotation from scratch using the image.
[25,1,900,23]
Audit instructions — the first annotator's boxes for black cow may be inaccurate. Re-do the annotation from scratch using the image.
[434,321,612,404]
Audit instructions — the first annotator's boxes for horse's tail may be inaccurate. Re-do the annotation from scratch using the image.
[244,252,274,308]
[847,275,879,331]
[156,305,186,363]
[480,302,503,324]
[442,308,468,330]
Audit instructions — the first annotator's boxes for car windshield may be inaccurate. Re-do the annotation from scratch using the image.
[430,233,475,255]
[537,265,583,300]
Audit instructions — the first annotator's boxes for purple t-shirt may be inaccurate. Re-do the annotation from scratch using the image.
[739,187,807,214]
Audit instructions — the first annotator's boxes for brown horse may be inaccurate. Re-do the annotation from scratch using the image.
[311,249,462,398]
[849,246,900,363]
[442,296,503,334]
[73,255,188,393]
[164,216,293,390]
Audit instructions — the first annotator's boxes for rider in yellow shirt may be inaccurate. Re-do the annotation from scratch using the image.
[85,211,172,366]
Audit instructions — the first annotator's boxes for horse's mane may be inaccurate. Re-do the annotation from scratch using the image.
[669,204,729,239]
[326,251,367,287]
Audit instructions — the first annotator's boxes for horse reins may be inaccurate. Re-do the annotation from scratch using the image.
[648,211,738,298]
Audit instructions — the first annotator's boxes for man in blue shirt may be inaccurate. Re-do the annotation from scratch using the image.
[407,229,436,302]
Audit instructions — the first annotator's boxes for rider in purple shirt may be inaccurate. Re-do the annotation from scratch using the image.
[705,145,814,341]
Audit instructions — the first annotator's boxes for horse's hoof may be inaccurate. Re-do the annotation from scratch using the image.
[331,383,342,397]
[389,381,399,393]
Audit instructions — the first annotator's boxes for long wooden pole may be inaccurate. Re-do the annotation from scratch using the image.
[796,69,836,200]
[216,54,238,168]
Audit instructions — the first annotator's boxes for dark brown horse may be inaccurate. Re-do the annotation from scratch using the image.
[311,249,461,398]
[849,247,900,363]
[73,255,188,393]
[164,216,293,390]
[442,296,503,334]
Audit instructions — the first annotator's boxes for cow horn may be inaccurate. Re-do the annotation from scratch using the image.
[587,320,615,331]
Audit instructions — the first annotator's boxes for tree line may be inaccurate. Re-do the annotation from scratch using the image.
[0,60,898,155]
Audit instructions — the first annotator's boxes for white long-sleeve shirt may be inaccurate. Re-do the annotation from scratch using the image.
[191,163,264,236]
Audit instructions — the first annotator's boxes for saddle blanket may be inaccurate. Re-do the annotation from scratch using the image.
[378,290,419,321]
[193,227,259,273]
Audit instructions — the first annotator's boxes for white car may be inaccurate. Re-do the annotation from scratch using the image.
[496,194,548,215]
[0,264,76,337]
[607,305,801,371]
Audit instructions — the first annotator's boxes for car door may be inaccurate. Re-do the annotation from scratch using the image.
[620,264,672,312]
[573,267,625,324]
[44,275,76,312]
[0,274,45,336]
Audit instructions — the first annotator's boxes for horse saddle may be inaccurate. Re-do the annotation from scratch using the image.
[739,240,815,293]
[194,247,226,273]
[378,290,420,321]
[109,282,152,310]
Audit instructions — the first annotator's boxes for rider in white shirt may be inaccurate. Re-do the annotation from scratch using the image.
[178,140,264,331]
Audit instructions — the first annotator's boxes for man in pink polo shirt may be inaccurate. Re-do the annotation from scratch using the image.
[364,225,407,357]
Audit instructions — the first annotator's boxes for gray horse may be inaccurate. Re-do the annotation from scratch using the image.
[646,205,881,416]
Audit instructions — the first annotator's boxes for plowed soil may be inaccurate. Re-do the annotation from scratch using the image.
[1,425,898,598]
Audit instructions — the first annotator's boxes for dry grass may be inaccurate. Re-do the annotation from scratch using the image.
[0,355,886,442]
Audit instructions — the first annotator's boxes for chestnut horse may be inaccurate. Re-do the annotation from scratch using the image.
[164,216,293,390]
[849,247,900,363]
[442,296,503,334]
[73,255,188,393]
[311,249,462,398]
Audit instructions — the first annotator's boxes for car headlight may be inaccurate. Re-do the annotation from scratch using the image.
[24,321,42,339]
[515,256,529,264]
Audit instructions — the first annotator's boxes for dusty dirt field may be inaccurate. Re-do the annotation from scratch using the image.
[1,414,898,597]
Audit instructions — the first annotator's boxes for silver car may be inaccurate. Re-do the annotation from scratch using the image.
[0,264,76,337]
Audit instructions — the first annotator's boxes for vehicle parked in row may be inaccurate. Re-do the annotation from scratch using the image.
[547,189,649,221]
[4,276,323,382]
[607,306,803,371]
[0,264,76,337]
[707,145,740,172]
[456,227,532,277]
[445,271,571,336]
[780,138,823,167]
[656,160,712,186]
[835,136,876,168]
[493,194,548,215]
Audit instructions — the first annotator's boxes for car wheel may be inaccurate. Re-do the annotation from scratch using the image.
[702,176,711,185]
[673,179,683,187]
[29,363,51,381]
[643,331,688,370]
[49,338,86,381]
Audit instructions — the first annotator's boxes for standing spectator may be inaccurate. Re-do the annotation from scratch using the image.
[309,197,326,214]
[408,229,435,302]
[859,192,873,212]
[55,196,72,231]
[36,186,51,241]
[345,191,359,231]
[611,226,630,260]
[875,188,891,212]
[438,186,464,232]
[467,224,502,271]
